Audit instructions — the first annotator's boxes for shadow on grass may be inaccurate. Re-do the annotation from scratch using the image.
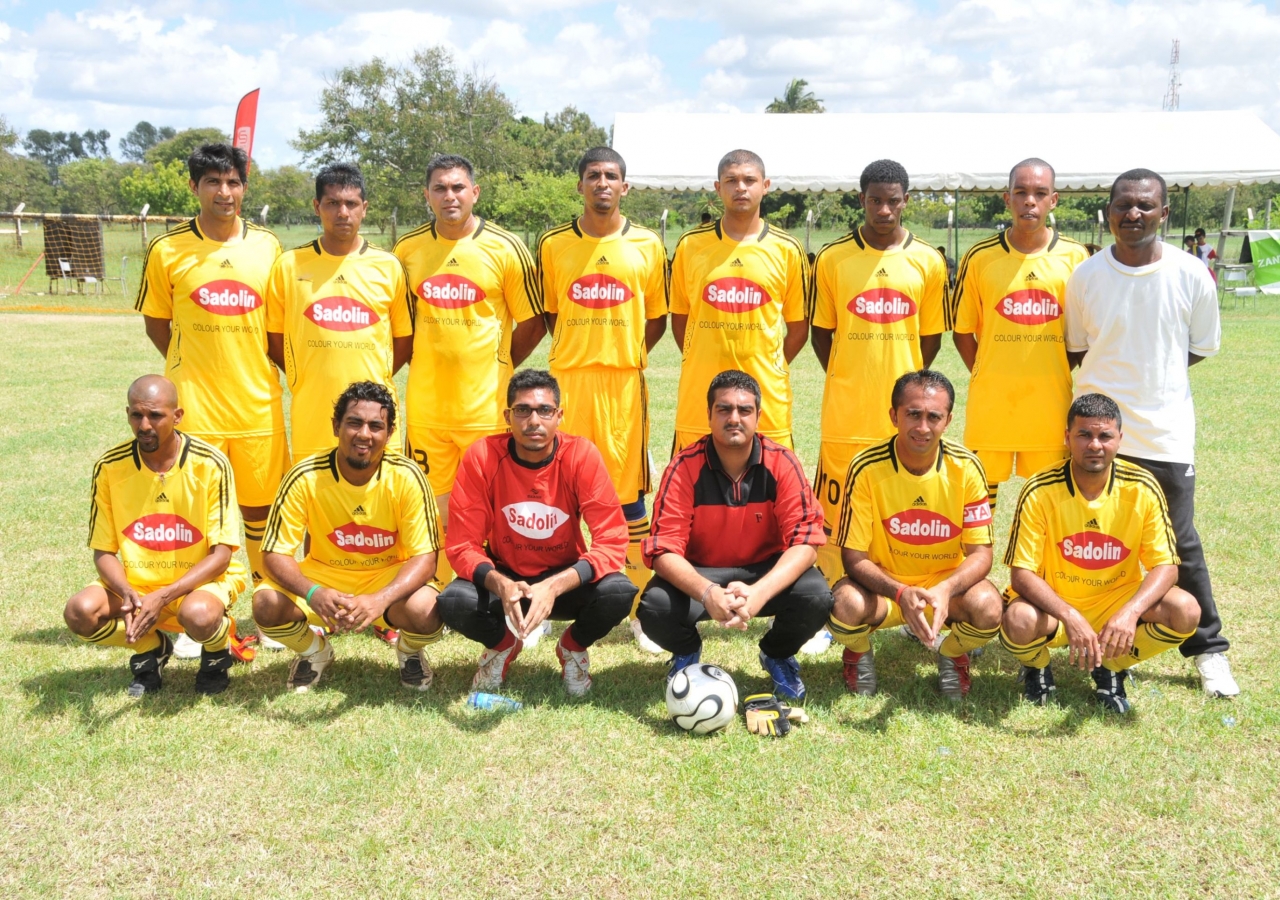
[10,627,75,646]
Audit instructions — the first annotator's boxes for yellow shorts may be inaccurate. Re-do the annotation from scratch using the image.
[191,431,290,509]
[93,563,246,633]
[673,429,794,455]
[1029,586,1136,648]
[876,569,955,630]
[974,448,1067,485]
[252,558,439,630]
[555,367,650,501]
[404,424,502,498]
[812,441,876,535]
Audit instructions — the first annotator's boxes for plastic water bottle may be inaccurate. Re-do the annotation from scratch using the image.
[467,691,522,711]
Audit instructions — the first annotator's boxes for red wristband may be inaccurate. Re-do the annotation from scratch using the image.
[894,584,907,604]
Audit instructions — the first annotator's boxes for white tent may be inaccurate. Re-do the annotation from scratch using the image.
[612,111,1280,192]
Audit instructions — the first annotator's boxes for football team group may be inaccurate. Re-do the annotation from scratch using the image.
[63,140,1240,719]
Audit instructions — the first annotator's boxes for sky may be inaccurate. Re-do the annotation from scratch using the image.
[3,0,1280,168]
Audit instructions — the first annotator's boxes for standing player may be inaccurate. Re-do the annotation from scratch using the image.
[827,370,1003,699]
[136,144,284,618]
[266,163,413,463]
[394,154,545,587]
[1000,394,1200,712]
[810,158,948,585]
[437,370,636,696]
[63,376,246,696]
[536,146,668,647]
[952,159,1090,512]
[669,149,810,450]
[252,382,444,692]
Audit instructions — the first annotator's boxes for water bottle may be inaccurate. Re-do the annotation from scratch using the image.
[467,691,522,711]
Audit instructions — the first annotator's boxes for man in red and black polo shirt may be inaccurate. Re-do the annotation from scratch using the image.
[437,369,636,697]
[638,369,831,702]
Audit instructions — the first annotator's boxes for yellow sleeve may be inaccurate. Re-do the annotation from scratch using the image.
[137,238,173,317]
[782,242,809,323]
[952,249,981,335]
[960,458,994,545]
[812,251,837,329]
[396,464,442,557]
[88,463,118,552]
[389,260,414,338]
[1006,483,1047,570]
[669,242,690,315]
[837,463,874,552]
[537,235,558,315]
[262,472,310,557]
[644,240,669,318]
[265,256,287,333]
[503,236,542,321]
[920,250,947,335]
[205,457,242,550]
[1138,488,1179,570]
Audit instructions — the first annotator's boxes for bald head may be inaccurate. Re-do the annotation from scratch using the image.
[128,374,179,409]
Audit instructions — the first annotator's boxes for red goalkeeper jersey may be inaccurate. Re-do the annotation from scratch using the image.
[446,432,628,585]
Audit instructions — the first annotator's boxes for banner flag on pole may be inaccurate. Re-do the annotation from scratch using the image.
[233,89,260,175]
[1248,230,1280,294]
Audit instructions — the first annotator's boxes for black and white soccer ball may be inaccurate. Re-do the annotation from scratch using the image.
[666,663,739,734]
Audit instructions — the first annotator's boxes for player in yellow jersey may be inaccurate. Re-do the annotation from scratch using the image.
[266,163,413,463]
[811,158,948,587]
[136,143,285,628]
[252,382,445,693]
[537,146,668,649]
[1000,393,1200,713]
[669,149,810,449]
[394,153,545,588]
[827,370,1003,700]
[952,159,1090,511]
[63,376,247,697]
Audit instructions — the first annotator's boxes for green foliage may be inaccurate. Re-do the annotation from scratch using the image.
[117,159,199,216]
[479,171,580,233]
[21,128,112,179]
[245,165,316,225]
[0,154,55,211]
[119,122,177,163]
[765,78,825,113]
[0,115,17,152]
[56,158,134,215]
[508,106,609,175]
[143,128,230,168]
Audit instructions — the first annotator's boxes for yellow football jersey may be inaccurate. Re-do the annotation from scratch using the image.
[836,437,993,584]
[265,239,414,457]
[538,217,668,372]
[263,450,441,576]
[135,218,284,438]
[669,220,810,439]
[394,219,542,432]
[89,433,244,592]
[812,230,948,445]
[1006,459,1178,613]
[953,231,1090,451]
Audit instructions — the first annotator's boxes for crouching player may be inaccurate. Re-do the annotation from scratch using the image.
[828,370,1003,699]
[437,369,636,697]
[1000,393,1200,712]
[64,375,247,697]
[252,382,444,693]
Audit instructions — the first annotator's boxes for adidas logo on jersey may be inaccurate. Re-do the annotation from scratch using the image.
[729,258,744,268]
[155,491,170,503]
[353,504,367,516]
[219,259,233,268]
[596,255,610,266]
[446,257,460,267]
[912,495,927,507]
[875,268,889,278]
[1085,518,1100,529]
[1025,271,1039,282]
[333,274,347,284]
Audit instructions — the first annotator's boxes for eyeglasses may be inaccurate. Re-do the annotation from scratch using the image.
[509,405,559,420]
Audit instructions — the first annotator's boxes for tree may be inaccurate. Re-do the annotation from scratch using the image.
[144,127,230,167]
[57,158,133,215]
[478,172,581,234]
[765,79,825,114]
[0,116,17,153]
[245,165,315,225]
[118,159,200,216]
[120,121,177,162]
[508,106,609,175]
[21,129,113,178]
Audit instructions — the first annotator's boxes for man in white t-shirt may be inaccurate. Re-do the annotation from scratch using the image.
[1064,167,1238,698]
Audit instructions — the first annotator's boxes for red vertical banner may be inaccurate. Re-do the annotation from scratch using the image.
[233,88,260,175]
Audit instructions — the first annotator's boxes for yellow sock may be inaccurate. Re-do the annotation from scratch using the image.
[200,616,231,653]
[626,516,652,614]
[987,483,999,514]
[79,619,161,653]
[999,629,1052,668]
[1106,622,1195,672]
[259,620,317,654]
[941,621,999,658]
[827,614,872,653]
[244,519,266,587]
[397,623,445,653]
[816,541,844,588]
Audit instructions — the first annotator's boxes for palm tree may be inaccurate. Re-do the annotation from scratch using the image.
[765,79,825,114]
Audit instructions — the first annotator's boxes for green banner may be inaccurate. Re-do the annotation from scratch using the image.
[1249,230,1280,294]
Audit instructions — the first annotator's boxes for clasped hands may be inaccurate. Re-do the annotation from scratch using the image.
[702,581,757,631]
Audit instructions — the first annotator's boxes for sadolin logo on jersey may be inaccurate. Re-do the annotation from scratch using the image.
[306,296,377,331]
[883,509,958,545]
[124,514,203,550]
[191,280,262,316]
[418,274,485,309]
[503,501,569,539]
[849,288,917,324]
[1057,531,1131,570]
[704,277,769,312]
[998,288,1062,325]
[329,522,398,554]
[568,273,633,309]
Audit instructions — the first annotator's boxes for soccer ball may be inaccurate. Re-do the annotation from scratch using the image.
[666,663,739,734]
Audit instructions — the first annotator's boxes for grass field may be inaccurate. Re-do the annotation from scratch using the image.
[0,304,1277,898]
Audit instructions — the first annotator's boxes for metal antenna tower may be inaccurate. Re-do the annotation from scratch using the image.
[1162,39,1181,111]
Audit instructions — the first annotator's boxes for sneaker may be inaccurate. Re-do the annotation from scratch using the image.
[372,623,399,646]
[555,636,592,697]
[1092,666,1131,713]
[473,636,523,691]
[194,647,233,695]
[1021,664,1056,705]
[630,618,665,655]
[127,632,174,698]
[666,649,701,682]
[842,646,877,696]
[759,651,806,703]
[396,643,434,692]
[799,628,833,656]
[172,631,202,660]
[937,652,972,700]
[1195,652,1240,698]
[287,637,334,693]
[258,629,287,651]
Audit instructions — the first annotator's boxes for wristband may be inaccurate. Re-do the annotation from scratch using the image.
[699,583,716,605]
[305,584,321,603]
[894,584,907,605]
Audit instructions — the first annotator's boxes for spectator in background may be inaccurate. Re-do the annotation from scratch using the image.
[1194,227,1218,282]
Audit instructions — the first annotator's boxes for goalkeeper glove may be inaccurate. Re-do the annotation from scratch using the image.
[743,693,808,737]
